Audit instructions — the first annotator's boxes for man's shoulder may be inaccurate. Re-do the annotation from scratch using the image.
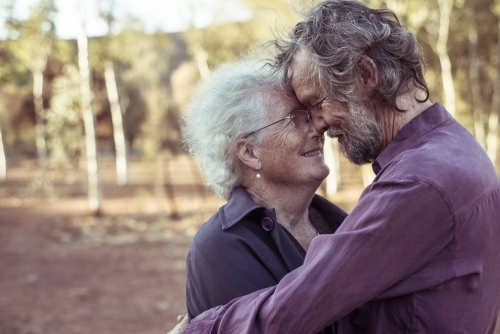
[378,133,499,215]
[384,127,495,183]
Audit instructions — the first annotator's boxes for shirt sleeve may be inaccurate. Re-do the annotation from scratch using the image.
[184,178,455,334]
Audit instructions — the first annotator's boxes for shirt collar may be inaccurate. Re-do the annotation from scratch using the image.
[373,102,454,175]
[218,186,266,230]
[219,186,347,231]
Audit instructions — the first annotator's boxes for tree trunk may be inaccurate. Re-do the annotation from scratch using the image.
[0,124,6,181]
[104,61,128,185]
[486,19,500,167]
[323,136,340,197]
[436,0,456,116]
[145,83,179,218]
[33,60,49,179]
[76,0,101,215]
[468,5,486,148]
[194,46,210,80]
[362,164,375,187]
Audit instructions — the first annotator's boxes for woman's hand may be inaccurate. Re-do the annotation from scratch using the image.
[167,314,189,334]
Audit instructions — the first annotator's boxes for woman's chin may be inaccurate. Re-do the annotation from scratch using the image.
[310,164,330,183]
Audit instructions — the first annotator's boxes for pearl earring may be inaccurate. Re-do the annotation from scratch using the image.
[256,161,261,179]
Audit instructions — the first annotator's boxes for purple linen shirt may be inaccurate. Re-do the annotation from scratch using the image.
[184,103,500,334]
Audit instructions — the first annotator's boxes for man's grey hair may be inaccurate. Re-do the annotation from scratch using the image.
[273,0,429,111]
[182,59,282,199]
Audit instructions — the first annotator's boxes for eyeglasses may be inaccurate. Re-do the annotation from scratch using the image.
[243,109,311,138]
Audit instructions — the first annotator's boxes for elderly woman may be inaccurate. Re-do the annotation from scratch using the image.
[181,59,347,334]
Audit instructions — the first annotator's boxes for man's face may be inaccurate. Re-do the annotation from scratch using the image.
[290,49,384,165]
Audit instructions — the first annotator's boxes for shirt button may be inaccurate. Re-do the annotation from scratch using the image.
[261,217,274,231]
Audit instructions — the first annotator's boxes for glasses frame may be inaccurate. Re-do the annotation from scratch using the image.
[243,110,311,139]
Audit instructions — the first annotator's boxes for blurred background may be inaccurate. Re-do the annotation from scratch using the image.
[1,0,500,333]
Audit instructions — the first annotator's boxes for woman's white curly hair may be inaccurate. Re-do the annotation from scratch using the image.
[182,59,282,199]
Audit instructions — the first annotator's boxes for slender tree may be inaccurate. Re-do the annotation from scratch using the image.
[4,0,55,184]
[323,136,341,196]
[98,0,128,185]
[431,0,457,116]
[468,1,486,148]
[0,120,6,181]
[0,1,14,182]
[487,0,500,167]
[75,0,101,214]
[31,1,54,184]
[437,0,456,116]
[104,62,128,185]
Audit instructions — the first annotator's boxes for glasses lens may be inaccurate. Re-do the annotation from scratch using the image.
[290,110,310,131]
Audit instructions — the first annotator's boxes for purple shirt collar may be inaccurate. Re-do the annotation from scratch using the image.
[373,102,453,174]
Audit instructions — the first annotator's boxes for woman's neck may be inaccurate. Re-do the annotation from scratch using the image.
[244,183,319,251]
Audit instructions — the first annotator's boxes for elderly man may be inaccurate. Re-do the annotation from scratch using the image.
[177,0,500,333]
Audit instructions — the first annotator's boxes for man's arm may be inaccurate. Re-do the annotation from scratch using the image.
[184,179,454,333]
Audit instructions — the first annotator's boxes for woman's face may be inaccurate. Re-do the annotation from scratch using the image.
[255,87,330,187]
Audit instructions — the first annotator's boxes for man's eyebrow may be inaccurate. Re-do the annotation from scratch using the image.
[298,92,317,106]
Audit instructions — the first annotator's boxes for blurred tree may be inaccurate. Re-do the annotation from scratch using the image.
[487,0,500,165]
[101,21,180,216]
[0,0,32,87]
[97,0,128,186]
[183,21,257,74]
[468,0,486,148]
[244,0,319,42]
[430,0,457,116]
[378,0,430,31]
[45,65,83,179]
[76,0,101,215]
[6,0,56,184]
[0,114,5,181]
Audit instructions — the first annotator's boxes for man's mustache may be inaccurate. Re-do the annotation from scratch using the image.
[327,127,344,138]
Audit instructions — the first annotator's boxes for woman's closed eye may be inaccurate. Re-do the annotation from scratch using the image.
[289,109,311,131]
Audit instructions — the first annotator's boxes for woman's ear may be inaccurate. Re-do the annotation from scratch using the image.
[357,56,378,96]
[235,139,260,171]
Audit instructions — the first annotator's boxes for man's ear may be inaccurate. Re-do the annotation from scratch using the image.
[235,139,260,171]
[357,56,378,96]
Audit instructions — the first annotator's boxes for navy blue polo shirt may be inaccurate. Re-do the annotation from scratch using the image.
[185,186,347,330]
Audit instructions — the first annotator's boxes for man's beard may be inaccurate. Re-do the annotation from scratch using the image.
[327,101,384,165]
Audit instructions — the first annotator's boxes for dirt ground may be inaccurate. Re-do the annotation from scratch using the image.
[0,155,226,334]
[0,154,499,334]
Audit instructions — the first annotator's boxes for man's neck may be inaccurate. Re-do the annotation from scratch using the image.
[378,89,433,147]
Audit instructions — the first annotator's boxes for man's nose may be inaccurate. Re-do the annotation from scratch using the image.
[311,112,329,134]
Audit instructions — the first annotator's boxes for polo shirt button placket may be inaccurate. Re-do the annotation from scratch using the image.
[261,217,274,231]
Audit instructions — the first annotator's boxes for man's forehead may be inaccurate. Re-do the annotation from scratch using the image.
[288,49,318,88]
[289,49,313,83]
[289,50,321,103]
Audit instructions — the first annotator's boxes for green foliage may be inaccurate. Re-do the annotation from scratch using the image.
[45,65,83,170]
[4,0,56,75]
[183,21,258,67]
[1,0,500,169]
